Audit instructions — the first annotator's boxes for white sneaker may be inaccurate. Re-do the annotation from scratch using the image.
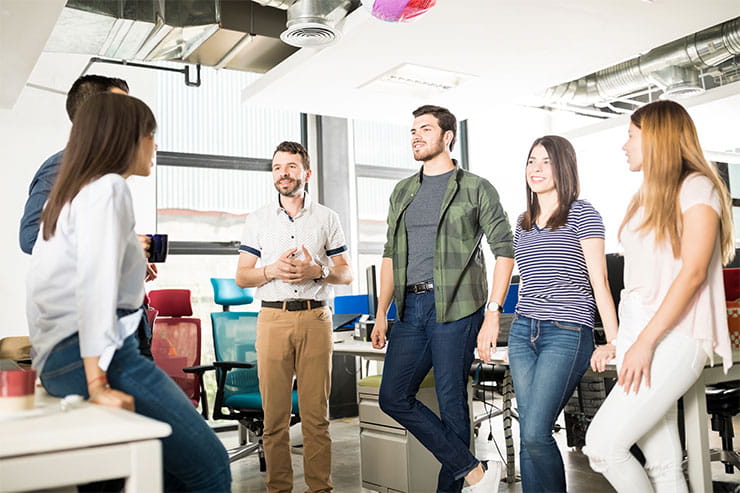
[461,460,502,493]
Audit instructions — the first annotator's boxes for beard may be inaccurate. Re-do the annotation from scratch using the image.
[413,140,446,162]
[274,176,303,196]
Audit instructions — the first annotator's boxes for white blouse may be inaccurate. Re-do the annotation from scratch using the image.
[621,173,732,372]
[27,173,146,373]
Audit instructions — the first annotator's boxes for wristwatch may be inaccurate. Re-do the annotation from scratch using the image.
[316,263,330,281]
[486,301,504,313]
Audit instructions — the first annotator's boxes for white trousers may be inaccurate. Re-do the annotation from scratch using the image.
[583,292,707,493]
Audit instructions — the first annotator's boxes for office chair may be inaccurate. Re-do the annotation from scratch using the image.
[703,269,740,474]
[210,277,254,311]
[706,381,740,473]
[147,289,210,418]
[210,311,300,469]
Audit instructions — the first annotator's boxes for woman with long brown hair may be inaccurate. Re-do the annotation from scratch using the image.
[585,99,735,491]
[27,92,231,492]
[508,135,618,492]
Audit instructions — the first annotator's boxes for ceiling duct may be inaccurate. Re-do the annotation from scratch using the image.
[44,0,300,74]
[253,0,354,48]
[544,16,740,109]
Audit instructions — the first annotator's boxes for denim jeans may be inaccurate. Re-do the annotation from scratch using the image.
[378,289,482,493]
[40,332,231,493]
[508,314,594,493]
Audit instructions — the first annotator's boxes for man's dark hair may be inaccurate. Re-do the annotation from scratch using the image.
[412,105,457,151]
[273,141,310,170]
[66,75,130,121]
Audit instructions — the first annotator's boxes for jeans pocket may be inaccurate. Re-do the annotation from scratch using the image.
[41,359,85,398]
[553,320,583,331]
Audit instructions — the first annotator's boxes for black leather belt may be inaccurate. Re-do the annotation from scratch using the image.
[406,280,434,294]
[262,300,326,311]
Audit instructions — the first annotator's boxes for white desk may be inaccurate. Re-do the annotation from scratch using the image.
[683,357,740,493]
[0,390,171,493]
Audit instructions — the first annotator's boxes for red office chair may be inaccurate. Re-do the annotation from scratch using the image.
[148,289,210,418]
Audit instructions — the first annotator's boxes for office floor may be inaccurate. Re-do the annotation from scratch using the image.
[226,398,740,493]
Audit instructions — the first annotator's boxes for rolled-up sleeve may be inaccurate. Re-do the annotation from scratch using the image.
[326,212,348,257]
[382,189,399,258]
[239,213,261,257]
[478,179,514,258]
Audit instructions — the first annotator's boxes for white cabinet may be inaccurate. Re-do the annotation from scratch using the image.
[357,373,474,493]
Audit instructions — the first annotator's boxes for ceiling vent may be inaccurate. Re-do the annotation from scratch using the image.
[269,0,354,48]
[543,16,740,116]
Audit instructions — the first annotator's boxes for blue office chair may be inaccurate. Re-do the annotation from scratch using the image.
[210,311,300,469]
[210,277,254,311]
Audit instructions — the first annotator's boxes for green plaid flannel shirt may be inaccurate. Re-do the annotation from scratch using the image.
[382,166,514,322]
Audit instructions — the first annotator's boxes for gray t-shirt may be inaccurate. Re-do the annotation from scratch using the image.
[404,169,454,285]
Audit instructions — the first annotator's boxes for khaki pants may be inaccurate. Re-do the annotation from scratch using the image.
[256,305,333,493]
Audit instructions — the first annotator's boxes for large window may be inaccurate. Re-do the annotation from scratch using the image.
[150,68,302,415]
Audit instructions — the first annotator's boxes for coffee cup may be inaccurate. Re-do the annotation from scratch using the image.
[0,368,36,413]
[146,234,168,263]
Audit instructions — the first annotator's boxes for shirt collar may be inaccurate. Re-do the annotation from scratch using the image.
[275,190,313,216]
[416,159,460,183]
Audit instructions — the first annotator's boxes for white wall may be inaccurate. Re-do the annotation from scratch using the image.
[0,53,158,338]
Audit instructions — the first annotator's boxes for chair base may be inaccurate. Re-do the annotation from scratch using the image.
[228,423,266,471]
[709,448,740,474]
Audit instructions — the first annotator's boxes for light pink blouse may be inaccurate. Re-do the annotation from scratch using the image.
[621,173,732,372]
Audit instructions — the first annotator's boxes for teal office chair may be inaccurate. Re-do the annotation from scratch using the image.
[209,279,299,469]
[210,277,254,311]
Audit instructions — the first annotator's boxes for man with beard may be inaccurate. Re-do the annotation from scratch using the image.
[236,140,352,493]
[370,105,514,492]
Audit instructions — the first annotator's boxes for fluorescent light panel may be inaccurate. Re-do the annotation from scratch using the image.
[360,63,477,98]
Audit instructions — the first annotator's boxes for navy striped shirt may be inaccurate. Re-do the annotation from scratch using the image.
[513,200,605,327]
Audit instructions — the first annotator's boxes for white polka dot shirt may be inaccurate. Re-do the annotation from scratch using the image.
[239,192,348,301]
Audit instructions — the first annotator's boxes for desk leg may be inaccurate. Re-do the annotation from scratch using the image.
[126,439,163,493]
[502,369,516,483]
[683,379,711,493]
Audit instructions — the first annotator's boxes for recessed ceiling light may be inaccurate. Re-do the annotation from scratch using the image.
[359,63,477,99]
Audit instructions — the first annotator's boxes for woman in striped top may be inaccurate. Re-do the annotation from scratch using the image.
[508,135,619,493]
[584,101,735,492]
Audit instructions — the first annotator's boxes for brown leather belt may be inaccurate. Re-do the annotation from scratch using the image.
[261,300,327,311]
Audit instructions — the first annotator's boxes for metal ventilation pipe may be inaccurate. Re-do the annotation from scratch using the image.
[252,0,297,8]
[545,16,740,106]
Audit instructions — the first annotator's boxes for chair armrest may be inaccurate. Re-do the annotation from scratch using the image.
[213,361,255,370]
[183,364,214,375]
[212,360,255,421]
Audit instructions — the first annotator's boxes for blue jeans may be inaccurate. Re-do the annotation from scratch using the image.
[40,333,231,493]
[508,314,594,493]
[378,290,482,493]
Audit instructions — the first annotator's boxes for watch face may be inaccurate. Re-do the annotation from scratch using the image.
[322,265,330,279]
[487,301,502,312]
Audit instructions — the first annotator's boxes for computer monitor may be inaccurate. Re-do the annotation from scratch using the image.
[366,265,378,320]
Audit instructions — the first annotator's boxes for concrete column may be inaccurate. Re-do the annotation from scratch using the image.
[306,115,358,295]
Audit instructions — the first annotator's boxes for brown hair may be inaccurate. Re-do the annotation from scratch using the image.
[619,100,735,264]
[412,105,457,151]
[273,141,310,170]
[66,74,129,121]
[520,135,580,231]
[42,93,156,240]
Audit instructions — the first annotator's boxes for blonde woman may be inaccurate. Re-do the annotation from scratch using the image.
[585,100,735,492]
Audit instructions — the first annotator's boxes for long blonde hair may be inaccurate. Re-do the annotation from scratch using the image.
[619,100,735,264]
